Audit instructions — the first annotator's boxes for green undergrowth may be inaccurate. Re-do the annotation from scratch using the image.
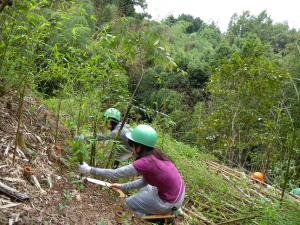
[157,134,300,225]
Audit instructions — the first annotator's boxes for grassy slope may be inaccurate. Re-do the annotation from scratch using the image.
[159,134,300,225]
[44,98,300,225]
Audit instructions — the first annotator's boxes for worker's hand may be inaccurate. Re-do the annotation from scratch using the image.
[78,162,91,174]
[110,183,122,192]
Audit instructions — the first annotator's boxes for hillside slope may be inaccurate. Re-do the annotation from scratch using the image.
[160,136,300,225]
[0,95,299,225]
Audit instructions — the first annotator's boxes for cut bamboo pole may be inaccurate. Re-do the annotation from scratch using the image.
[216,215,258,225]
[192,205,224,221]
[183,206,216,225]
[181,209,205,225]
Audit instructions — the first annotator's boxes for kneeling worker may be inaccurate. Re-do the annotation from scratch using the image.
[79,124,185,217]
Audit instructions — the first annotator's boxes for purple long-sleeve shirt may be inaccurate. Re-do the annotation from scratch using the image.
[90,154,185,203]
[133,155,185,203]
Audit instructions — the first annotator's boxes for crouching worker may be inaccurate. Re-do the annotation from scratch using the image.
[76,108,132,167]
[79,124,185,217]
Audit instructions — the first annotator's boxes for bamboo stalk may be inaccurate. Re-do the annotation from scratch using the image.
[205,160,292,204]
[207,160,246,178]
[105,36,145,168]
[54,98,62,146]
[206,160,300,204]
[90,115,98,166]
[223,202,240,213]
[76,97,83,136]
[281,129,296,205]
[194,200,226,220]
[221,173,252,199]
[13,84,26,164]
[205,161,243,181]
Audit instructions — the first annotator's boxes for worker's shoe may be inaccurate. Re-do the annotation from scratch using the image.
[143,217,174,225]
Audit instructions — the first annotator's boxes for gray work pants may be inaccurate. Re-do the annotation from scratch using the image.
[124,185,185,217]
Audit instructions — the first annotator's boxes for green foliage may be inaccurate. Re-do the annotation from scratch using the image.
[116,0,146,17]
[46,0,95,49]
[2,1,300,221]
[63,189,72,201]
[101,4,118,22]
[227,11,298,54]
[256,201,300,225]
[151,88,186,113]
[0,0,52,95]
[157,133,300,225]
[96,219,108,225]
[177,14,205,33]
[195,35,299,188]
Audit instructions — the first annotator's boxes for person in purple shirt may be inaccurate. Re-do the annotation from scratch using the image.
[79,124,185,217]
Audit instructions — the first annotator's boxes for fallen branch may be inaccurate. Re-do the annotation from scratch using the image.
[0,180,30,201]
[31,175,46,195]
[4,144,10,155]
[47,174,53,189]
[0,202,21,209]
[0,164,8,170]
[0,177,26,185]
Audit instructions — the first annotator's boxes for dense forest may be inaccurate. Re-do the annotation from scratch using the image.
[1,0,300,224]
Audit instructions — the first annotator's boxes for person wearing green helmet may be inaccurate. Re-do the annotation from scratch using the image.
[290,187,300,196]
[103,107,122,121]
[79,124,185,219]
[76,108,132,167]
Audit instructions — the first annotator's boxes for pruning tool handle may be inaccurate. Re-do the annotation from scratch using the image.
[83,177,126,198]
[114,188,126,198]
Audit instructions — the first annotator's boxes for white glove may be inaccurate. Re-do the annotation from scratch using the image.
[75,134,86,141]
[79,162,91,174]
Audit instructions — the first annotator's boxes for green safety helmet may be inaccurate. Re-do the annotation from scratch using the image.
[126,124,158,148]
[104,108,121,121]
